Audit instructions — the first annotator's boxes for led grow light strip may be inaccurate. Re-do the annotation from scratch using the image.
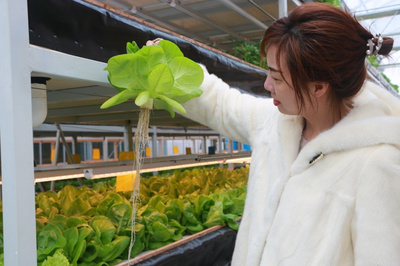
[83,157,251,180]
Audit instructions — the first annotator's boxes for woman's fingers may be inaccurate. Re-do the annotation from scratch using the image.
[146,38,163,46]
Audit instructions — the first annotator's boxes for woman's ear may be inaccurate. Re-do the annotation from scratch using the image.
[312,82,330,99]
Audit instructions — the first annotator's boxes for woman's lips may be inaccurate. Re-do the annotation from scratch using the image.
[273,99,281,106]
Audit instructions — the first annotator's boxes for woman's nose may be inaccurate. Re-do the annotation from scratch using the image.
[264,74,274,93]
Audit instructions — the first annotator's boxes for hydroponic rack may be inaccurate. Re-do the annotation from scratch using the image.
[0,0,270,264]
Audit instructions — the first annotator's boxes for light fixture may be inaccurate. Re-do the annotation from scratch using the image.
[31,77,50,128]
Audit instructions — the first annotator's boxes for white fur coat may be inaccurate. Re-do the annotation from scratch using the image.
[182,66,400,266]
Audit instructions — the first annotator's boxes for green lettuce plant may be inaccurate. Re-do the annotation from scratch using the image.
[102,40,204,117]
[101,39,204,262]
[20,167,248,265]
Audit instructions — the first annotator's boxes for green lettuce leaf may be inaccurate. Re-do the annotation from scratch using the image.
[90,216,116,245]
[41,249,70,266]
[126,41,139,54]
[63,227,79,260]
[97,236,130,262]
[106,203,132,236]
[37,223,67,262]
[64,197,91,217]
[149,221,174,243]
[181,200,203,234]
[70,225,94,265]
[81,240,99,262]
[101,90,139,109]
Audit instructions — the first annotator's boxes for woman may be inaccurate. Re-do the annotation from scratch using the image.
[150,2,400,265]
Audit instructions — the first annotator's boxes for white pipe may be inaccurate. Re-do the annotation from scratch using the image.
[103,137,109,162]
[218,135,223,154]
[152,126,158,157]
[123,124,133,151]
[203,136,207,154]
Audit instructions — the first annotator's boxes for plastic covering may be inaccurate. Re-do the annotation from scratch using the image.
[133,226,237,266]
[28,0,269,96]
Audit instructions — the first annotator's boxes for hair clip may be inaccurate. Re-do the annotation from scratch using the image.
[366,34,383,56]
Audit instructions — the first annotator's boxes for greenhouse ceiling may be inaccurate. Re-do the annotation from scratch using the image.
[95,0,400,85]
[94,0,299,51]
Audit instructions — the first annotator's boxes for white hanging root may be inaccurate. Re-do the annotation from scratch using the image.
[127,106,151,264]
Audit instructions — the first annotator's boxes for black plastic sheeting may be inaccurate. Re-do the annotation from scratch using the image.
[27,0,269,96]
[134,226,237,266]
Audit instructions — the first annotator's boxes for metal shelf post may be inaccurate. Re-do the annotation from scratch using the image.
[0,0,37,264]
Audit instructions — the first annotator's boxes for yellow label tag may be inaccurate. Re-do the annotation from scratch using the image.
[92,148,101,160]
[145,147,151,157]
[116,174,136,192]
[173,146,179,154]
[67,154,81,164]
[118,151,134,161]
[51,149,55,163]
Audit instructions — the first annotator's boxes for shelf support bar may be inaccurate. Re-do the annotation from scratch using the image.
[56,123,75,164]
[0,0,37,264]
[152,126,158,157]
[124,122,134,152]
[279,0,288,18]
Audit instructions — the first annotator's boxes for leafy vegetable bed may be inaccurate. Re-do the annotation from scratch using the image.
[0,167,248,265]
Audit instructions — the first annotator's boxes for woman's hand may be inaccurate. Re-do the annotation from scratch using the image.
[146,38,163,46]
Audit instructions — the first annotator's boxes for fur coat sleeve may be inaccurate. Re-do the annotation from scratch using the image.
[182,65,278,146]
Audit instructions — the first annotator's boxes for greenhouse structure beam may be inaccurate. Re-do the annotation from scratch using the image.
[378,62,400,69]
[129,5,213,46]
[0,0,37,264]
[354,7,400,21]
[29,45,109,86]
[248,0,277,20]
[123,123,133,152]
[279,0,288,18]
[218,0,268,30]
[52,129,61,166]
[152,127,159,157]
[162,0,245,41]
[55,123,75,164]
[1,4,118,265]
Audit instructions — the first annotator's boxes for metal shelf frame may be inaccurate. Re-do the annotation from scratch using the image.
[0,1,111,264]
[33,152,252,183]
[0,1,255,264]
